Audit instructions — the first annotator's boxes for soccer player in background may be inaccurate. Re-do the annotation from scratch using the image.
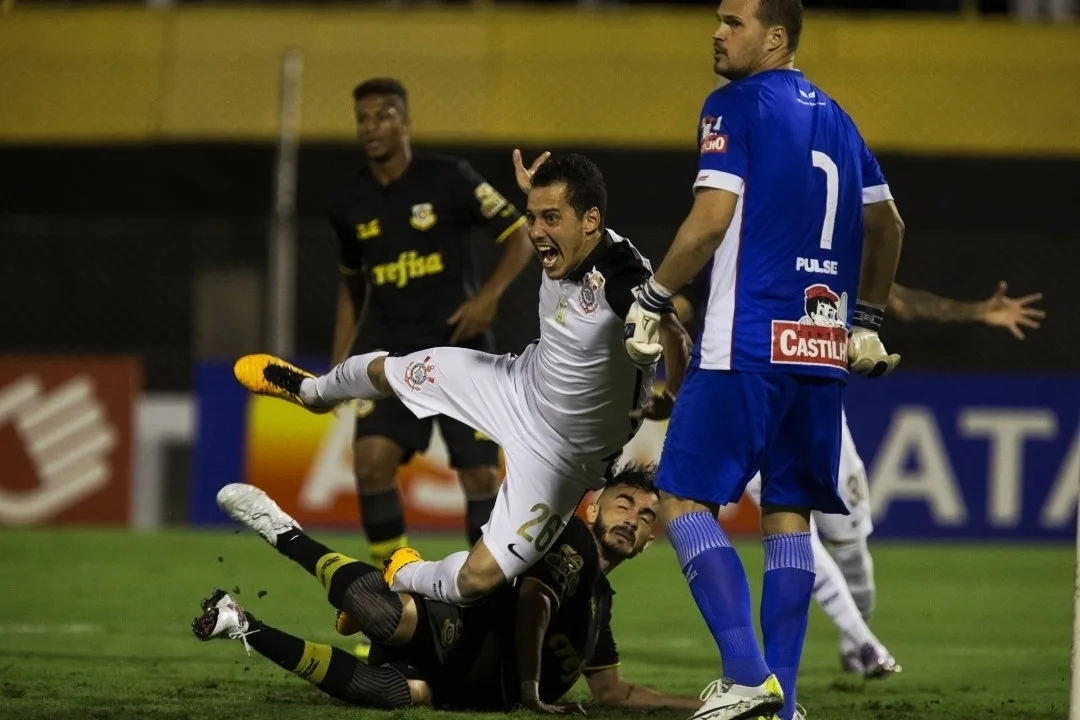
[237,154,692,610]
[327,78,533,570]
[194,468,700,713]
[623,2,903,718]
[674,278,1045,679]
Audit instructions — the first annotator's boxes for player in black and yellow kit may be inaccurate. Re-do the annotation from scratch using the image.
[328,78,533,568]
[193,466,700,713]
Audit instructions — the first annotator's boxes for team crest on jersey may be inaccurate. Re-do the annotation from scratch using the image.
[578,269,605,314]
[543,544,584,596]
[473,183,510,219]
[699,115,728,155]
[441,617,461,646]
[404,355,436,390]
[409,203,437,231]
[771,283,849,370]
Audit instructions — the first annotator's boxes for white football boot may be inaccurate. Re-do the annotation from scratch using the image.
[191,589,257,654]
[691,675,785,720]
[216,483,301,546]
[841,642,902,679]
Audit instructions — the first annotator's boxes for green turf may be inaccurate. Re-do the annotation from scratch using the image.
[0,529,1070,720]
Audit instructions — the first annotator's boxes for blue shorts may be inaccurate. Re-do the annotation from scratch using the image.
[656,368,847,514]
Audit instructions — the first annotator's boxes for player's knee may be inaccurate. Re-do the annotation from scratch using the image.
[456,555,505,601]
[353,442,402,492]
[760,506,811,537]
[406,679,433,707]
[340,660,417,709]
[659,491,719,525]
[457,465,500,498]
[830,538,875,578]
[368,356,392,395]
[353,462,397,492]
[340,574,406,643]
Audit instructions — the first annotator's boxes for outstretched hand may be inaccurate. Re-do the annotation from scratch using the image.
[980,281,1046,340]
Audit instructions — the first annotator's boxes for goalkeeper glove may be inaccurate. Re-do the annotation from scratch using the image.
[623,278,672,367]
[848,300,901,379]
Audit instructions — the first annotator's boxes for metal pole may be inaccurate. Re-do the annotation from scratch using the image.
[267,48,303,358]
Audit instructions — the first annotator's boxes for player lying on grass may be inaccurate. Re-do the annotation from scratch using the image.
[234,153,692,610]
[193,467,700,713]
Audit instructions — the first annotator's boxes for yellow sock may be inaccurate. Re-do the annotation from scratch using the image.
[368,535,407,567]
[315,552,357,594]
[292,641,334,685]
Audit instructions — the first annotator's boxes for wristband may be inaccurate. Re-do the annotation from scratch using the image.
[853,299,886,332]
[638,277,675,314]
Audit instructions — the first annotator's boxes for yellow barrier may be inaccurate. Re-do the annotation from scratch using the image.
[0,7,1077,155]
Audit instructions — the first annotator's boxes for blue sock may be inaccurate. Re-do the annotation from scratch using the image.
[667,512,770,687]
[761,532,815,720]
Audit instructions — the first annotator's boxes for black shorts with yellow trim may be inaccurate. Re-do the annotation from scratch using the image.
[353,396,499,470]
[368,595,508,710]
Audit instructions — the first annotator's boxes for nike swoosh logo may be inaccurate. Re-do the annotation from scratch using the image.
[507,544,526,562]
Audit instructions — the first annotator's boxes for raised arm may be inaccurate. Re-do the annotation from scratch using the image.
[889,281,1045,340]
[446,160,532,344]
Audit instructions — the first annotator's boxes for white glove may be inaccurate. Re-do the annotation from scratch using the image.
[848,326,900,379]
[624,300,663,366]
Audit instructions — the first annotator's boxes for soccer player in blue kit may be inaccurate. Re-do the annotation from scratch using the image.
[623,1,905,719]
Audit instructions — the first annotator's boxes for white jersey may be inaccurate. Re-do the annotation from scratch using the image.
[516,228,656,464]
[380,227,658,582]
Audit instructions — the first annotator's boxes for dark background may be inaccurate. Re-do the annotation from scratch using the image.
[1,142,1073,390]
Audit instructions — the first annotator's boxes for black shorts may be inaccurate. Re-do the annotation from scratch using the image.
[369,595,508,710]
[353,397,499,470]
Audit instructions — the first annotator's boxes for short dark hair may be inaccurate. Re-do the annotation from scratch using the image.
[352,77,408,108]
[756,0,803,53]
[607,463,660,500]
[530,153,607,223]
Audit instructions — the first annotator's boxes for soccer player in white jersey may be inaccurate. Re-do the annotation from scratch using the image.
[676,279,1045,679]
[235,154,692,623]
[622,2,904,719]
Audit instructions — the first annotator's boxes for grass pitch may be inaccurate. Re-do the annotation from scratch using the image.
[0,529,1070,720]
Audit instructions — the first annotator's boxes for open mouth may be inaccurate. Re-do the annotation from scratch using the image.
[612,527,634,544]
[535,244,560,270]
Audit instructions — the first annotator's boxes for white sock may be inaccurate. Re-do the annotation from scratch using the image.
[811,529,881,651]
[830,538,877,622]
[299,351,390,406]
[389,551,470,605]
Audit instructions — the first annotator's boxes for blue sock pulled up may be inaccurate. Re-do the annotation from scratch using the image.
[667,511,770,687]
[761,532,815,720]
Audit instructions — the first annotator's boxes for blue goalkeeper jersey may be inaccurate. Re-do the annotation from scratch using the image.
[690,68,892,380]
